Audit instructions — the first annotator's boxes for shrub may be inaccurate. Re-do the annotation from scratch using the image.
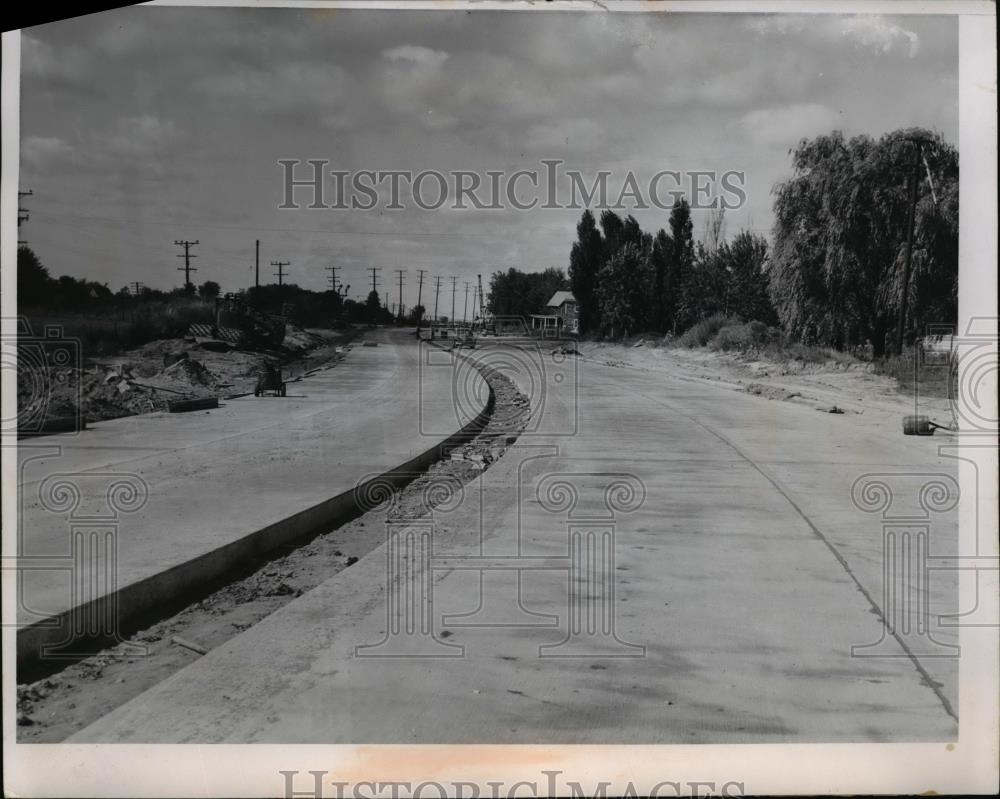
[674,314,736,348]
[710,320,782,352]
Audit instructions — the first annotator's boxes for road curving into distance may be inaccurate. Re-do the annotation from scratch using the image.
[71,338,958,743]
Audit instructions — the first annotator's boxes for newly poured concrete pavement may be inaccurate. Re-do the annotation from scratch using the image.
[71,340,959,743]
[16,329,487,665]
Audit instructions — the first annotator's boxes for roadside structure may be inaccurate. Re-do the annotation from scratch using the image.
[530,291,578,337]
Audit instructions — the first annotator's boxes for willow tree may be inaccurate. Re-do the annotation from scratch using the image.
[769,128,957,355]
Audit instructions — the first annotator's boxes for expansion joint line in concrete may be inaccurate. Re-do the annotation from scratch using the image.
[634,387,959,724]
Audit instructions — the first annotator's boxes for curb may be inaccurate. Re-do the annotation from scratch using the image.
[17,352,494,678]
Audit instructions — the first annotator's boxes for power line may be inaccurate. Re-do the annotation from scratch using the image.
[463,281,470,325]
[174,239,199,290]
[433,276,442,322]
[450,276,458,324]
[255,239,260,289]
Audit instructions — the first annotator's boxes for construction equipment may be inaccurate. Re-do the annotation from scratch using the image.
[900,334,959,436]
[452,326,477,349]
[474,273,495,335]
[254,362,287,397]
[902,415,953,436]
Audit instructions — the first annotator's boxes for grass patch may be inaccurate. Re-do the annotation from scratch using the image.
[875,348,954,399]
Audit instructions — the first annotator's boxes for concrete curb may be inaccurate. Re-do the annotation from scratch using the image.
[17,354,494,677]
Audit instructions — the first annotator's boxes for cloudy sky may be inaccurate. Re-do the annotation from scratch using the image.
[19,6,957,308]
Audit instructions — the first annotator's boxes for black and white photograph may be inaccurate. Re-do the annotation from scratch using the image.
[2,1,997,796]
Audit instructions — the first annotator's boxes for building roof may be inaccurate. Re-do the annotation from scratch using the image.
[546,291,577,308]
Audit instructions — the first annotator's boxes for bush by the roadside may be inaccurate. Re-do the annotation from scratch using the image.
[675,314,736,348]
[711,320,781,351]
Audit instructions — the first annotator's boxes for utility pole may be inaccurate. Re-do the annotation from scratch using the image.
[395,269,406,322]
[895,135,934,356]
[415,269,427,332]
[255,239,260,289]
[463,281,470,325]
[271,260,290,286]
[451,276,458,324]
[131,281,144,297]
[18,189,33,246]
[174,240,199,292]
[369,266,381,296]
[433,275,442,322]
[326,265,340,293]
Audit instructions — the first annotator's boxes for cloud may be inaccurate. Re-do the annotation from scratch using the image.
[20,135,73,167]
[20,34,91,83]
[383,45,449,69]
[747,14,920,58]
[739,103,842,147]
[834,16,920,58]
[196,62,350,114]
[106,115,178,157]
[17,7,957,295]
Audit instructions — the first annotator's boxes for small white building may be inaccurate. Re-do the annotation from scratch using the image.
[529,291,579,337]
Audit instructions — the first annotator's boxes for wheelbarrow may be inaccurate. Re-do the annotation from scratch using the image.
[254,362,287,397]
[902,415,953,436]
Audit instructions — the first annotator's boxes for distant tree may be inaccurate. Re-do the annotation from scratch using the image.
[770,128,957,354]
[596,243,652,338]
[568,210,603,334]
[17,246,54,306]
[599,210,625,260]
[723,231,776,324]
[702,207,727,255]
[668,199,696,331]
[366,290,382,322]
[650,229,674,333]
[488,267,568,320]
[198,280,221,300]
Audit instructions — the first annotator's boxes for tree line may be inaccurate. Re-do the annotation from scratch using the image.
[568,203,775,339]
[565,127,957,355]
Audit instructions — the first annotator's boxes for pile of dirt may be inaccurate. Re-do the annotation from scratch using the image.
[281,324,326,353]
[17,329,356,428]
[743,383,805,402]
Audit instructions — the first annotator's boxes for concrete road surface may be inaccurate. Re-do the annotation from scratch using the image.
[73,340,958,742]
[16,329,486,663]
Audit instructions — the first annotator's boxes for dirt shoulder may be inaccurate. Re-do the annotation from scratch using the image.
[577,339,954,427]
[19,325,357,426]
